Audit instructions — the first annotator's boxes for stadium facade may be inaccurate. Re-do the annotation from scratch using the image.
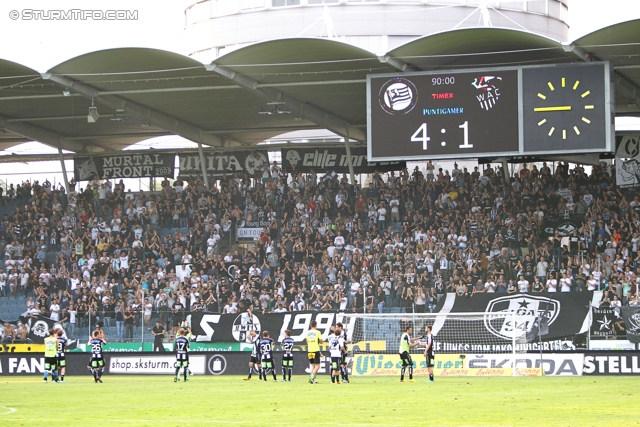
[184,0,570,63]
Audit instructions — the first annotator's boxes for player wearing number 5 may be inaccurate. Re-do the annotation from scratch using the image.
[399,326,420,382]
[423,325,435,383]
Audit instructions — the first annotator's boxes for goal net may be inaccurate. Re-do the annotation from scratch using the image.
[341,312,536,376]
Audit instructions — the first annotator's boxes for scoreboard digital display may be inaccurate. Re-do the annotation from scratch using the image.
[367,63,614,162]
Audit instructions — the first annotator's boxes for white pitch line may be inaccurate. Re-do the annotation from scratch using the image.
[0,407,17,416]
[0,419,415,427]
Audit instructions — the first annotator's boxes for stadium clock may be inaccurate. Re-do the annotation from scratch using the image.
[521,62,614,154]
[367,63,614,161]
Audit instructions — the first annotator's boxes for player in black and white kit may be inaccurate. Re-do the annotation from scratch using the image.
[244,329,262,380]
[280,329,294,382]
[328,325,346,384]
[55,329,67,382]
[336,322,350,383]
[87,330,106,383]
[423,325,435,383]
[174,328,190,382]
[258,330,277,382]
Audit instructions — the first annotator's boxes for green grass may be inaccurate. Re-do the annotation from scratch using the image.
[0,375,637,427]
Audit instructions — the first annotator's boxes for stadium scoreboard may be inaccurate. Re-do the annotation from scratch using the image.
[367,62,614,161]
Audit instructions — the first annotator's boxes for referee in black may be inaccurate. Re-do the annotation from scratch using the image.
[152,320,167,352]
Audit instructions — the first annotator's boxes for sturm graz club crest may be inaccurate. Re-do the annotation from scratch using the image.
[379,78,418,115]
[244,153,268,175]
[231,312,261,342]
[484,295,560,340]
[30,320,50,339]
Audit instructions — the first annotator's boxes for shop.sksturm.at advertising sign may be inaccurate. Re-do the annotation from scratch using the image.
[108,356,206,374]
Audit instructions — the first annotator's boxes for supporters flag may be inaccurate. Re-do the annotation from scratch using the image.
[542,217,578,237]
[74,153,175,181]
[178,150,269,179]
[189,310,346,344]
[615,134,640,188]
[621,306,640,343]
[590,307,625,338]
[433,292,594,351]
[281,147,405,174]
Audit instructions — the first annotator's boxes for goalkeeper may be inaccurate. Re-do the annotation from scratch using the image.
[399,326,420,382]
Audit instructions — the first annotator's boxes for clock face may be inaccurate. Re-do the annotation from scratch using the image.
[532,76,594,141]
[522,63,610,153]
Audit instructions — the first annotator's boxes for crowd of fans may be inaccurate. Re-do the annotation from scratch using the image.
[0,158,639,342]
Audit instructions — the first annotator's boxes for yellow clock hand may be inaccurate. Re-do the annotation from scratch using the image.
[534,106,572,112]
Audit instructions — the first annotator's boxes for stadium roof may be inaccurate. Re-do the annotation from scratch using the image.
[0,20,638,156]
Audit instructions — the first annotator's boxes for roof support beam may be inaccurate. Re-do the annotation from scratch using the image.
[377,55,417,72]
[41,73,228,147]
[0,113,87,152]
[562,43,591,62]
[205,64,366,142]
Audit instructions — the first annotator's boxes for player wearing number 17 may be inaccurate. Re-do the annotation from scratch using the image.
[399,326,420,382]
[174,328,190,382]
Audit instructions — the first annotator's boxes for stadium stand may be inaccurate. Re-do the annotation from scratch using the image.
[0,160,638,343]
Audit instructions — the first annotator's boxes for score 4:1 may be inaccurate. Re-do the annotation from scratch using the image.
[410,121,473,150]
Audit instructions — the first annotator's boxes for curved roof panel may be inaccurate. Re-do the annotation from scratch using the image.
[0,22,637,155]
[573,19,640,68]
[388,27,570,70]
[213,37,387,85]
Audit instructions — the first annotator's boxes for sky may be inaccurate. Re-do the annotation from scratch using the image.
[0,0,637,185]
[0,0,637,70]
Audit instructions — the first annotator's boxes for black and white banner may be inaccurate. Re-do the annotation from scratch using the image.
[590,307,625,337]
[74,153,175,181]
[431,292,594,352]
[615,134,640,188]
[281,147,405,174]
[621,305,640,343]
[583,352,640,375]
[542,217,579,237]
[188,311,346,343]
[178,150,269,179]
[236,219,272,239]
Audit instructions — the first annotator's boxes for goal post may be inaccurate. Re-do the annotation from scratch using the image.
[342,312,537,377]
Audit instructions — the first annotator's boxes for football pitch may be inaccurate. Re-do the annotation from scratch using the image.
[0,375,636,427]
